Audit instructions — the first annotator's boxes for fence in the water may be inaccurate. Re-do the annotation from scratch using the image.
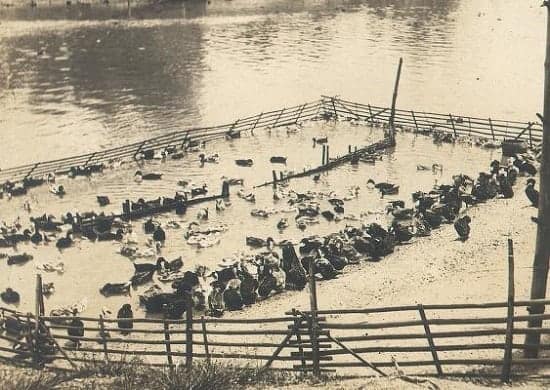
[0,96,541,187]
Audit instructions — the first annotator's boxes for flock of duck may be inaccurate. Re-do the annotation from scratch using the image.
[0,121,541,346]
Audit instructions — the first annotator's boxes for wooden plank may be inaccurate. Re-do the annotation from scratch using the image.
[418,304,443,376]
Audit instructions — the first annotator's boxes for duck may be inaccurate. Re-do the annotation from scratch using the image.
[199,153,219,164]
[99,282,131,297]
[56,231,73,249]
[312,137,328,144]
[49,184,66,197]
[1,288,20,304]
[133,257,167,273]
[31,225,43,245]
[197,208,209,221]
[117,304,133,335]
[313,174,321,182]
[270,156,287,164]
[158,256,184,273]
[143,219,158,234]
[237,189,256,202]
[10,229,32,244]
[215,199,225,212]
[314,250,338,280]
[246,236,268,248]
[526,178,539,208]
[7,253,33,265]
[223,279,243,311]
[131,269,155,287]
[97,228,125,241]
[386,205,414,220]
[152,226,166,242]
[42,282,55,296]
[454,215,471,241]
[67,309,84,348]
[432,163,444,173]
[191,184,208,197]
[235,159,253,167]
[97,196,110,207]
[417,165,430,171]
[321,210,335,221]
[135,171,162,181]
[221,177,244,186]
[277,218,289,230]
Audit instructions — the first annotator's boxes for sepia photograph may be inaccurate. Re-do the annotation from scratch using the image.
[0,0,549,389]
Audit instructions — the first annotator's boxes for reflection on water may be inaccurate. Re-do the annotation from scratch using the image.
[6,0,542,168]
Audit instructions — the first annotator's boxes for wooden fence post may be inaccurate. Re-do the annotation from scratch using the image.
[418,304,443,376]
[185,292,193,368]
[99,315,109,361]
[368,104,373,120]
[331,97,337,119]
[295,104,306,124]
[201,316,210,363]
[164,318,174,368]
[252,112,263,133]
[308,259,320,377]
[449,114,457,138]
[411,111,419,132]
[292,309,306,370]
[501,239,515,383]
[489,118,495,141]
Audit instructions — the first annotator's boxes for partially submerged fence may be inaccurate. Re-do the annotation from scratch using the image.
[0,97,541,186]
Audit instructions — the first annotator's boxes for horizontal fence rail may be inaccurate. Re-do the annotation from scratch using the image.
[0,97,540,186]
[1,298,550,378]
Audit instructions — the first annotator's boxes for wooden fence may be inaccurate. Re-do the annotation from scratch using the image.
[0,97,541,186]
[0,243,549,381]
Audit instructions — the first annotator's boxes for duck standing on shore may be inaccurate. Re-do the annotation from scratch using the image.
[117,304,133,335]
[454,215,471,241]
[525,178,539,208]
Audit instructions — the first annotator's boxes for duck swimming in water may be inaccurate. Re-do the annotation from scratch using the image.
[152,226,166,242]
[7,253,33,265]
[49,184,65,197]
[191,184,208,197]
[235,159,253,167]
[56,231,73,250]
[97,196,110,207]
[525,178,539,208]
[100,282,131,297]
[135,171,162,181]
[270,156,287,164]
[199,153,219,164]
[1,288,20,304]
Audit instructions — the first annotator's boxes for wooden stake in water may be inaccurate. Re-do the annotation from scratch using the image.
[308,259,320,377]
[388,58,403,146]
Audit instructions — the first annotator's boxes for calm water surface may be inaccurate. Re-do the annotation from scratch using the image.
[0,0,538,315]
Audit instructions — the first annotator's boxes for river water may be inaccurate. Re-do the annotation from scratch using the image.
[0,0,541,316]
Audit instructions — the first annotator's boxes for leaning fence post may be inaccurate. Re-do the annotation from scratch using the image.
[529,124,533,147]
[501,239,515,383]
[489,118,495,141]
[368,104,373,121]
[185,292,193,368]
[273,108,285,128]
[308,259,320,377]
[99,315,109,361]
[449,114,457,138]
[418,304,443,376]
[201,316,210,364]
[331,97,338,119]
[295,104,306,124]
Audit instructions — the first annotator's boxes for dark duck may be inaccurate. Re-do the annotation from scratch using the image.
[56,231,73,249]
[117,304,133,335]
[1,288,20,304]
[525,178,539,208]
[454,215,471,241]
